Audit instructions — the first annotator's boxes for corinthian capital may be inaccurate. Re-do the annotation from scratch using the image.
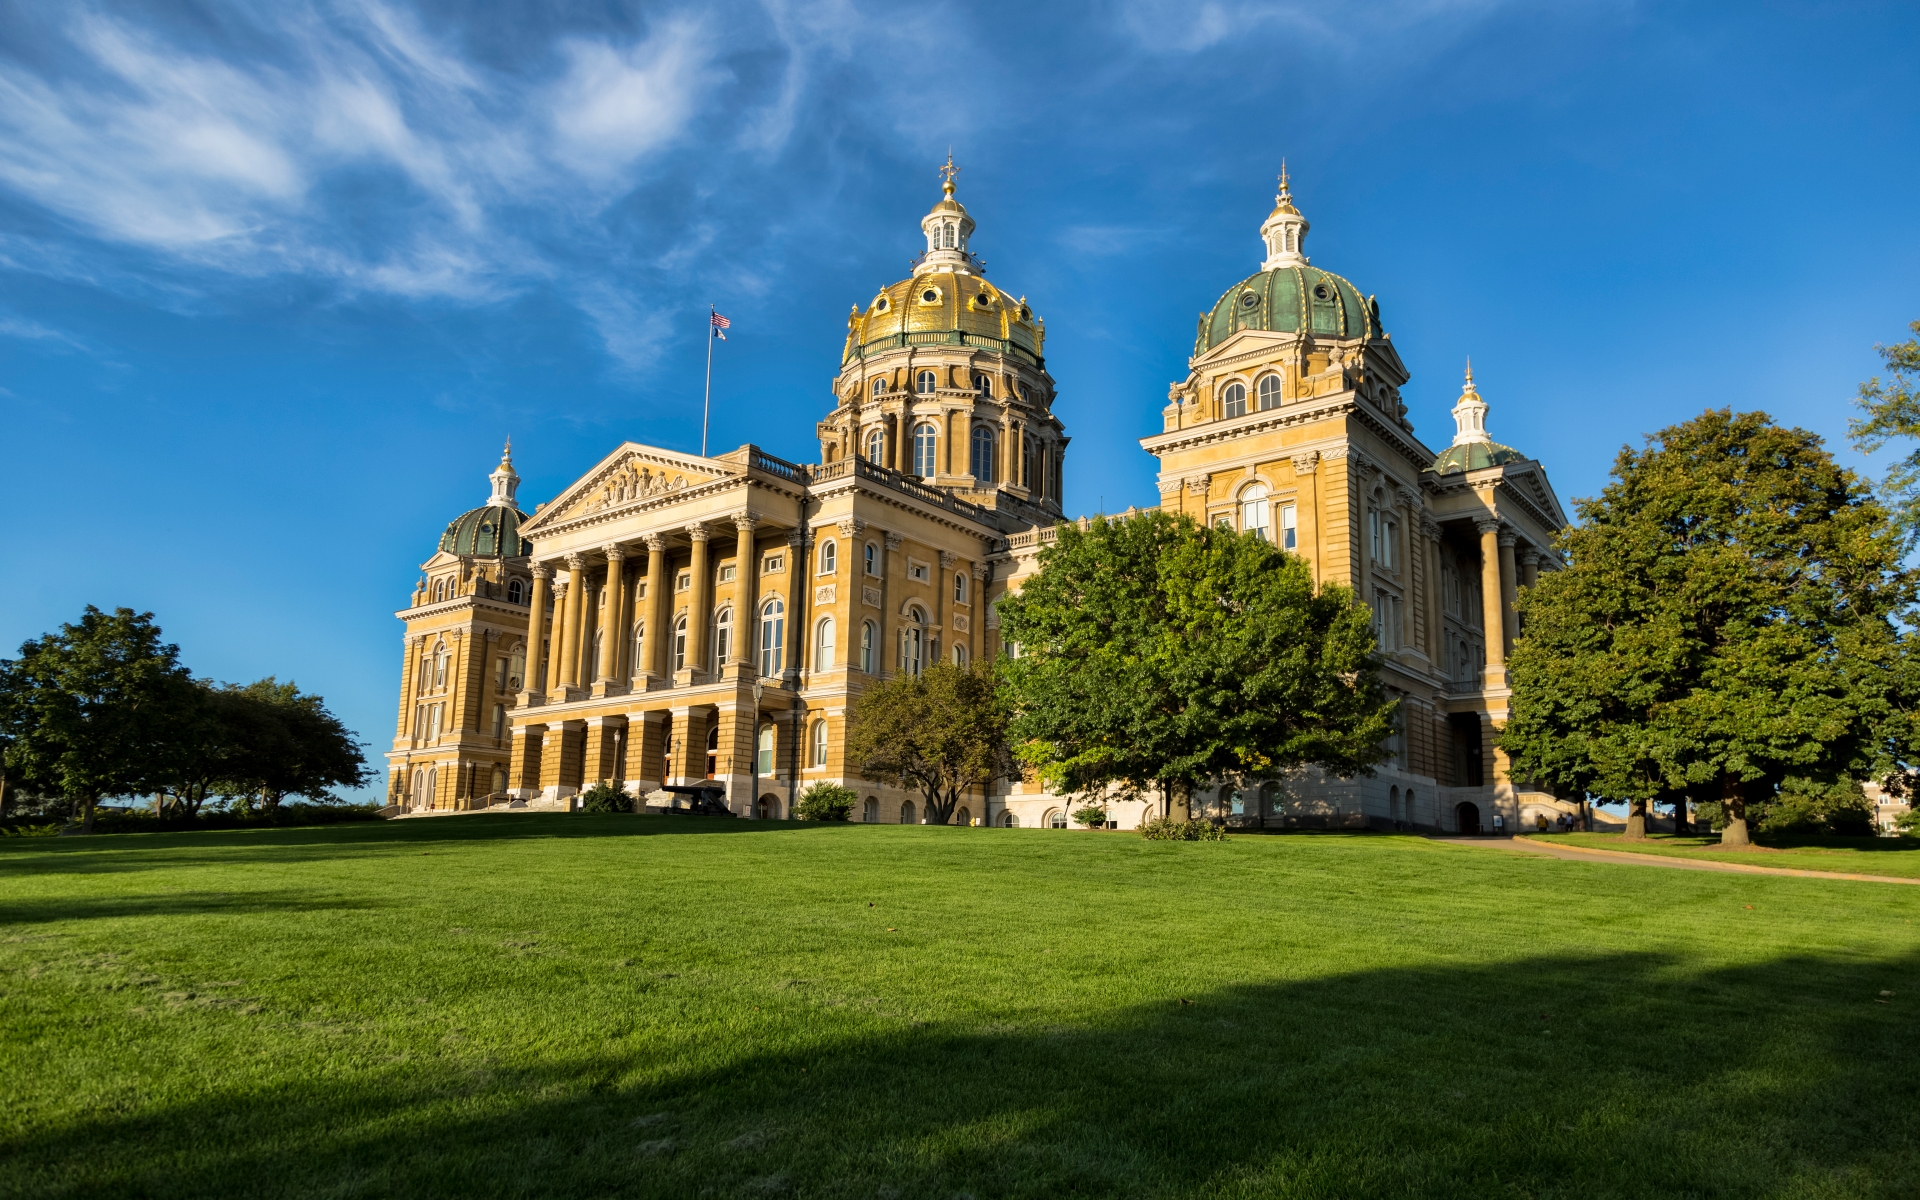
[734,512,760,533]
[686,523,710,544]
[643,533,668,553]
[530,560,553,580]
[1291,451,1320,476]
[602,542,626,563]
[563,552,585,570]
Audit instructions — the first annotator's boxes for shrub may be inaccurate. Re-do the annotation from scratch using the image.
[1139,816,1229,842]
[579,783,631,814]
[1071,805,1108,829]
[795,783,856,822]
[1898,809,1920,837]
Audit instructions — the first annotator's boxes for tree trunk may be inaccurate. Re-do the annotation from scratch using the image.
[1672,794,1690,837]
[1720,774,1751,848]
[1624,798,1648,840]
[81,793,97,834]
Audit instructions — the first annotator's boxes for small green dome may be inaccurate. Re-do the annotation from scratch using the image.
[1195,265,1380,356]
[439,504,530,558]
[1427,441,1527,476]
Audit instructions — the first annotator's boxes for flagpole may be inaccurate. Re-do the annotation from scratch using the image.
[702,304,714,457]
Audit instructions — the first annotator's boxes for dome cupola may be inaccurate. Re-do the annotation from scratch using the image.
[1427,363,1527,475]
[1259,162,1309,269]
[438,442,532,557]
[919,154,978,271]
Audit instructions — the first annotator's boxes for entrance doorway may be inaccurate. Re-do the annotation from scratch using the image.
[1456,801,1482,834]
[757,794,780,820]
[705,725,719,779]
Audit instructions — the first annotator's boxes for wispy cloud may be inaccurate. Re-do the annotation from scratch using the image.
[0,312,89,352]
[1113,0,1516,53]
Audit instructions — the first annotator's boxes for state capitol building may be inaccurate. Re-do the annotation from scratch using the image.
[387,166,1576,834]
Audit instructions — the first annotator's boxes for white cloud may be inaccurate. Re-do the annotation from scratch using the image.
[0,313,89,351]
[1114,0,1512,53]
[548,23,715,179]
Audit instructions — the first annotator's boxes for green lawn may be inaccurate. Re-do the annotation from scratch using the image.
[1527,830,1920,879]
[3,818,1917,1199]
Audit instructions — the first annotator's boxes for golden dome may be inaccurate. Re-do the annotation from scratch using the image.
[842,272,1044,366]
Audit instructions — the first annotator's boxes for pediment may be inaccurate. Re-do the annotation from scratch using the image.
[520,443,738,534]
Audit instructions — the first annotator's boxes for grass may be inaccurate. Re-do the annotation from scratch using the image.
[2,817,1917,1199]
[1527,830,1920,879]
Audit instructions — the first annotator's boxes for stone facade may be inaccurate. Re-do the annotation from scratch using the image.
[387,166,1574,832]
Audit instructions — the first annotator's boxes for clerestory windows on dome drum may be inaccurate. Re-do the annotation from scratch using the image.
[872,378,885,398]
[866,429,885,463]
[916,370,936,394]
[912,422,938,478]
[970,425,995,482]
[942,222,955,248]
[1258,374,1282,411]
[973,372,991,395]
[1222,381,1248,418]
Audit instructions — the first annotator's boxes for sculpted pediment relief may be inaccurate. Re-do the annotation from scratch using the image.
[525,444,736,532]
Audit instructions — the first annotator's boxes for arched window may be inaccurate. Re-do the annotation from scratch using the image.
[942,222,955,248]
[1021,437,1034,488]
[713,607,733,670]
[970,425,994,481]
[425,768,436,807]
[705,725,719,779]
[953,644,968,666]
[433,645,448,689]
[863,796,879,823]
[492,766,507,795]
[1047,809,1067,829]
[864,543,878,576]
[508,578,523,604]
[757,724,775,775]
[1258,374,1282,411]
[815,616,835,666]
[871,378,885,398]
[1222,381,1248,418]
[431,579,443,603]
[758,596,784,676]
[819,540,837,574]
[901,608,926,676]
[630,623,644,680]
[810,718,829,767]
[900,799,917,824]
[916,370,936,394]
[1390,785,1402,823]
[866,429,884,464]
[1001,811,1019,828]
[860,620,876,673]
[672,614,689,672]
[973,372,991,395]
[912,423,938,478]
[1239,483,1271,541]
[954,571,968,603]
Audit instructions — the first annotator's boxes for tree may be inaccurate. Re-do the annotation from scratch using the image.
[1849,320,1920,544]
[230,678,367,810]
[845,660,1010,826]
[0,607,192,833]
[1506,409,1918,848]
[998,512,1395,817]
[794,782,856,821]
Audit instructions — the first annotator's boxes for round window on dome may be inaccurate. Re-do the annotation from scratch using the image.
[1312,283,1333,301]
[921,289,939,303]
[1239,292,1259,309]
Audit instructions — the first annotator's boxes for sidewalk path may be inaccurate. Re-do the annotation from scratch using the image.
[1434,836,1920,886]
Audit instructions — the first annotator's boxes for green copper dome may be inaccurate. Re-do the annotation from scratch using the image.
[1195,265,1380,356]
[439,504,530,558]
[1427,441,1527,476]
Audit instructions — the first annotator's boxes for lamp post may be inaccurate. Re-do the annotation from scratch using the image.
[750,676,765,819]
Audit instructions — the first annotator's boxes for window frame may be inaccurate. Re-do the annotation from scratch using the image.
[758,596,785,676]
[1222,380,1248,418]
[1257,373,1282,411]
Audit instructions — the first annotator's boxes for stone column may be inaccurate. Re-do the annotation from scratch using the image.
[1422,518,1445,665]
[523,564,551,700]
[583,715,624,785]
[1475,518,1506,685]
[627,709,666,795]
[1498,529,1520,659]
[971,562,988,663]
[938,550,956,665]
[734,514,759,675]
[594,544,625,692]
[668,705,701,785]
[1350,454,1374,625]
[1519,546,1540,589]
[788,529,808,674]
[686,525,712,679]
[544,582,568,697]
[1398,486,1420,655]
[558,553,586,690]
[714,702,748,815]
[643,533,669,685]
[395,635,420,737]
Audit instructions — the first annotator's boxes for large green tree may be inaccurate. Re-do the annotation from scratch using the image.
[998,512,1394,816]
[0,607,193,832]
[1849,320,1920,544]
[845,660,1010,825]
[1506,409,1918,847]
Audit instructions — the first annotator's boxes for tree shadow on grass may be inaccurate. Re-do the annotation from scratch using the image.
[0,814,827,878]
[0,889,384,926]
[5,949,1916,1199]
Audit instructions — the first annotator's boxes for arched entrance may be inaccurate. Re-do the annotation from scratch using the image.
[1456,801,1482,835]
[955,806,971,827]
[757,794,780,820]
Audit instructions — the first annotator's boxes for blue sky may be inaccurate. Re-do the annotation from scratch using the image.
[3,1,1918,794]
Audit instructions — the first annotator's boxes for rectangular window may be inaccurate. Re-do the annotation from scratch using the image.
[908,561,929,583]
[508,653,525,692]
[494,656,508,691]
[636,581,647,599]
[1369,511,1381,564]
[865,544,878,576]
[1383,520,1398,570]
[1280,503,1297,552]
[719,565,736,583]
[763,554,784,574]
[676,571,691,592]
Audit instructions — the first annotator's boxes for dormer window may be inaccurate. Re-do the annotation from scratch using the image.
[1222,381,1248,419]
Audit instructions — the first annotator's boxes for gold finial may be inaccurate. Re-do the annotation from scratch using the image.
[1277,159,1290,197]
[939,150,960,195]
[502,436,512,463]
[1463,358,1476,391]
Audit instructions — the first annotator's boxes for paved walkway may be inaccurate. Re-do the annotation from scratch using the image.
[1434,835,1920,886]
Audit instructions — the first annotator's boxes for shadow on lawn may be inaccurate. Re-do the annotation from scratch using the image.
[6,949,1917,1200]
[0,814,826,878]
[0,889,382,926]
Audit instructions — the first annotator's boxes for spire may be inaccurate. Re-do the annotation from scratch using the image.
[1259,162,1309,269]
[1451,360,1491,447]
[919,154,978,273]
[488,439,521,507]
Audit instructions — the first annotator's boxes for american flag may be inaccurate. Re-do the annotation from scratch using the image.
[710,311,731,341]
